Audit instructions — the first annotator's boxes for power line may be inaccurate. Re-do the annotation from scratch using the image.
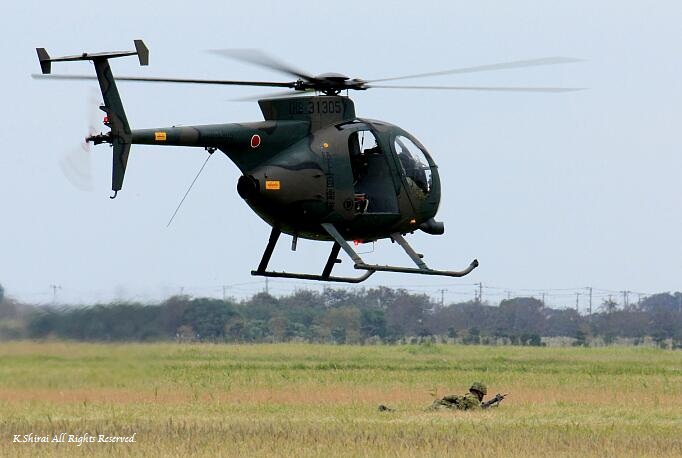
[7,281,665,311]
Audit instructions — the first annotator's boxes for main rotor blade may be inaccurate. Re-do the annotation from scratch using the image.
[368,84,585,92]
[208,49,316,82]
[32,74,296,88]
[367,57,584,83]
[230,89,315,102]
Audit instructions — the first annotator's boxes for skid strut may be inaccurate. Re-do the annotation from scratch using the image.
[251,224,478,283]
[321,224,478,278]
[251,227,374,283]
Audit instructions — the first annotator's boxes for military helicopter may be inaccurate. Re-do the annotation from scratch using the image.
[34,41,580,283]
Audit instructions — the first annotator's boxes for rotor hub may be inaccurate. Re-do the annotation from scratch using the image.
[315,72,349,82]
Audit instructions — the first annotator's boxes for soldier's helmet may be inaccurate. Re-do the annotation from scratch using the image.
[469,381,487,395]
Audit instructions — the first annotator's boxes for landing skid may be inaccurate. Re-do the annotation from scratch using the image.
[251,223,478,283]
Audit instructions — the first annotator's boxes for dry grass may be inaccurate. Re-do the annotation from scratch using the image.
[0,342,680,457]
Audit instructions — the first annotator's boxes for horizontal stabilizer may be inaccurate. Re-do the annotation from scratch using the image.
[35,40,148,74]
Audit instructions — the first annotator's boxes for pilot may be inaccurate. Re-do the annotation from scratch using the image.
[399,148,429,194]
[398,148,416,173]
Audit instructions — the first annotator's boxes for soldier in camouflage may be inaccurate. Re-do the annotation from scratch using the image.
[377,382,504,413]
[429,381,488,411]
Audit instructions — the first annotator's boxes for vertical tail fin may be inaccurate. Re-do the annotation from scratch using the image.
[34,40,148,196]
[92,58,131,196]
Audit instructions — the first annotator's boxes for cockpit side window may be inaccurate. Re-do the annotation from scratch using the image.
[349,129,381,155]
[346,128,398,213]
[349,129,382,184]
[394,135,432,195]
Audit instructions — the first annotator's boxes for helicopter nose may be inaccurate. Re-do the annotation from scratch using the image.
[237,175,259,200]
[419,218,445,235]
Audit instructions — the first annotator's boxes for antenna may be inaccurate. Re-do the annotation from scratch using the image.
[167,149,214,227]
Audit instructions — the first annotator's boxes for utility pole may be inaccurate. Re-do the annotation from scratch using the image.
[222,285,228,301]
[587,287,593,320]
[622,290,629,308]
[265,277,269,295]
[506,291,512,300]
[575,292,580,314]
[438,289,446,308]
[49,284,61,304]
[476,282,483,304]
[541,292,546,306]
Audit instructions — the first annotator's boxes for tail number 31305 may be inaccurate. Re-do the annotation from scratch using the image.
[289,100,343,115]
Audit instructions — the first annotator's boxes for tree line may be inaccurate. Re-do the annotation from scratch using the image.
[0,284,681,347]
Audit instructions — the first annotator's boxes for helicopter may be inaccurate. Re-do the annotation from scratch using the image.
[34,40,580,283]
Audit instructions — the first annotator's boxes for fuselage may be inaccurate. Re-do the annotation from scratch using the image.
[132,96,443,241]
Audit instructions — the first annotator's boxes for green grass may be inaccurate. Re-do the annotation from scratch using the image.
[0,342,680,456]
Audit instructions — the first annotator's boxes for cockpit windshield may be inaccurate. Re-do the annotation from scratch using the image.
[394,135,432,195]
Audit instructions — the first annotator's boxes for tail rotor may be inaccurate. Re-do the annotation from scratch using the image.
[59,89,101,191]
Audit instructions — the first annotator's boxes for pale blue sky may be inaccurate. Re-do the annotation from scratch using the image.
[1,1,680,306]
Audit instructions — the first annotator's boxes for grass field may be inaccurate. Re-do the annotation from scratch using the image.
[0,342,680,457]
